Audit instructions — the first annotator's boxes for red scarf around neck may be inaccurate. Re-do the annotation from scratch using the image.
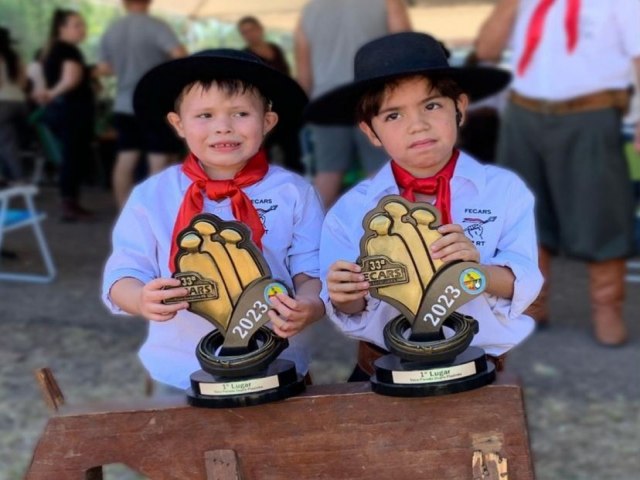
[391,149,459,225]
[169,149,268,272]
[517,0,580,76]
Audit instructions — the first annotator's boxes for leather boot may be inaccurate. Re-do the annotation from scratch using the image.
[524,247,551,326]
[588,259,628,346]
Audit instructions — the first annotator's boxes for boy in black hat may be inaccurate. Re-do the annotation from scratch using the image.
[102,50,325,389]
[307,33,542,379]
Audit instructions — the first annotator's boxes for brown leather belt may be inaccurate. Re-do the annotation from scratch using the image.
[357,340,505,376]
[357,341,388,376]
[510,89,630,115]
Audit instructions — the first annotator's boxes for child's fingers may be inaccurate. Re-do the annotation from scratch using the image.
[146,277,182,290]
[327,269,366,283]
[437,224,464,235]
[436,242,480,263]
[150,287,189,302]
[330,290,368,304]
[146,302,188,322]
[431,231,467,251]
[268,310,297,338]
[330,260,362,273]
[149,301,189,316]
[328,278,369,294]
[273,293,299,311]
[269,295,296,321]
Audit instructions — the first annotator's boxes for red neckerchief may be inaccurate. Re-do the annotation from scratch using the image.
[390,149,459,224]
[169,149,268,272]
[517,0,580,76]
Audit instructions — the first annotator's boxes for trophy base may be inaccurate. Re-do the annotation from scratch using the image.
[370,346,495,397]
[186,359,305,408]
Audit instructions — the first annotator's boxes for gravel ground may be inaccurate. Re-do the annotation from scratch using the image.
[1,186,638,479]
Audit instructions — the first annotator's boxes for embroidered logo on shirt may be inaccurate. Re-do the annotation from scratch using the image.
[256,205,278,232]
[462,215,497,245]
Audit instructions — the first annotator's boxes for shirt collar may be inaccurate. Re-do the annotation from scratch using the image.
[366,150,485,200]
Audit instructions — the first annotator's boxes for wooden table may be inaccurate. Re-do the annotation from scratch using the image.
[26,376,533,479]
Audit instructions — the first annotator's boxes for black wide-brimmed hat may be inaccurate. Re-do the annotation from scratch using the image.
[305,32,511,125]
[134,49,308,127]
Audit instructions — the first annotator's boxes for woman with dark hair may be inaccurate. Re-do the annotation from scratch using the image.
[38,9,95,221]
[236,16,304,174]
[0,27,27,185]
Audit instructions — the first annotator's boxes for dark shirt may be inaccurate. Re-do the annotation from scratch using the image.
[43,41,93,105]
[244,43,290,76]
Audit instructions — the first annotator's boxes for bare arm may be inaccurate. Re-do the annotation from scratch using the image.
[293,19,313,95]
[386,0,412,33]
[45,60,83,99]
[94,61,113,77]
[484,265,515,299]
[475,0,519,62]
[169,44,188,59]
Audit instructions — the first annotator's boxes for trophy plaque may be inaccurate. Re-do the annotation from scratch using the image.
[358,195,495,397]
[165,213,305,407]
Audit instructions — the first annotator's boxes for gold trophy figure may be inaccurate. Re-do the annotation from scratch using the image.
[193,220,244,305]
[382,201,433,290]
[410,208,444,274]
[364,214,422,317]
[176,233,233,331]
[220,228,265,287]
[168,213,305,408]
[358,195,494,397]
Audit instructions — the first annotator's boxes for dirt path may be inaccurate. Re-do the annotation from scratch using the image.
[1,186,638,479]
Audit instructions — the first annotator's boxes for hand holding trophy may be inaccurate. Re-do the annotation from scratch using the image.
[358,196,495,396]
[165,213,305,407]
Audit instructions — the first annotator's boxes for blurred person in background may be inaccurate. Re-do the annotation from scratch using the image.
[457,50,509,164]
[294,0,412,208]
[38,9,95,221]
[476,0,640,345]
[96,0,187,209]
[238,15,304,173]
[238,16,290,75]
[0,26,27,186]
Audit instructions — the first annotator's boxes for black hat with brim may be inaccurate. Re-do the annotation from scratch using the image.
[134,49,308,128]
[304,32,511,125]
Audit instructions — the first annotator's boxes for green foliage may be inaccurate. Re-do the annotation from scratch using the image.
[0,0,119,61]
[0,0,293,64]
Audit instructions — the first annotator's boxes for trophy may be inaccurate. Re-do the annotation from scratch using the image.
[358,196,495,397]
[165,213,305,407]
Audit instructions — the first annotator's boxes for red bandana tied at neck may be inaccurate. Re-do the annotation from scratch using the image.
[517,0,580,76]
[391,149,459,225]
[169,149,269,272]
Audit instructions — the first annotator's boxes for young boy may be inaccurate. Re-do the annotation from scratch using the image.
[306,32,543,379]
[102,50,325,389]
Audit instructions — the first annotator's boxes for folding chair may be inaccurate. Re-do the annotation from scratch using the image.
[0,185,56,283]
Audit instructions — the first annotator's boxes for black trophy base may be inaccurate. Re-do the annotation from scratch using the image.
[187,359,305,408]
[370,346,495,397]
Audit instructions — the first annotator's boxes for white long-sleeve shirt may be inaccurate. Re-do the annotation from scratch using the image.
[511,0,640,100]
[103,164,324,388]
[319,151,543,357]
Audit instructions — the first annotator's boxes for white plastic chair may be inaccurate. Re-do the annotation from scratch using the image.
[0,185,56,282]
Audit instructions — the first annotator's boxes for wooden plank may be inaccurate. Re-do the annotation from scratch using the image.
[34,367,65,412]
[26,380,533,479]
[204,450,242,480]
